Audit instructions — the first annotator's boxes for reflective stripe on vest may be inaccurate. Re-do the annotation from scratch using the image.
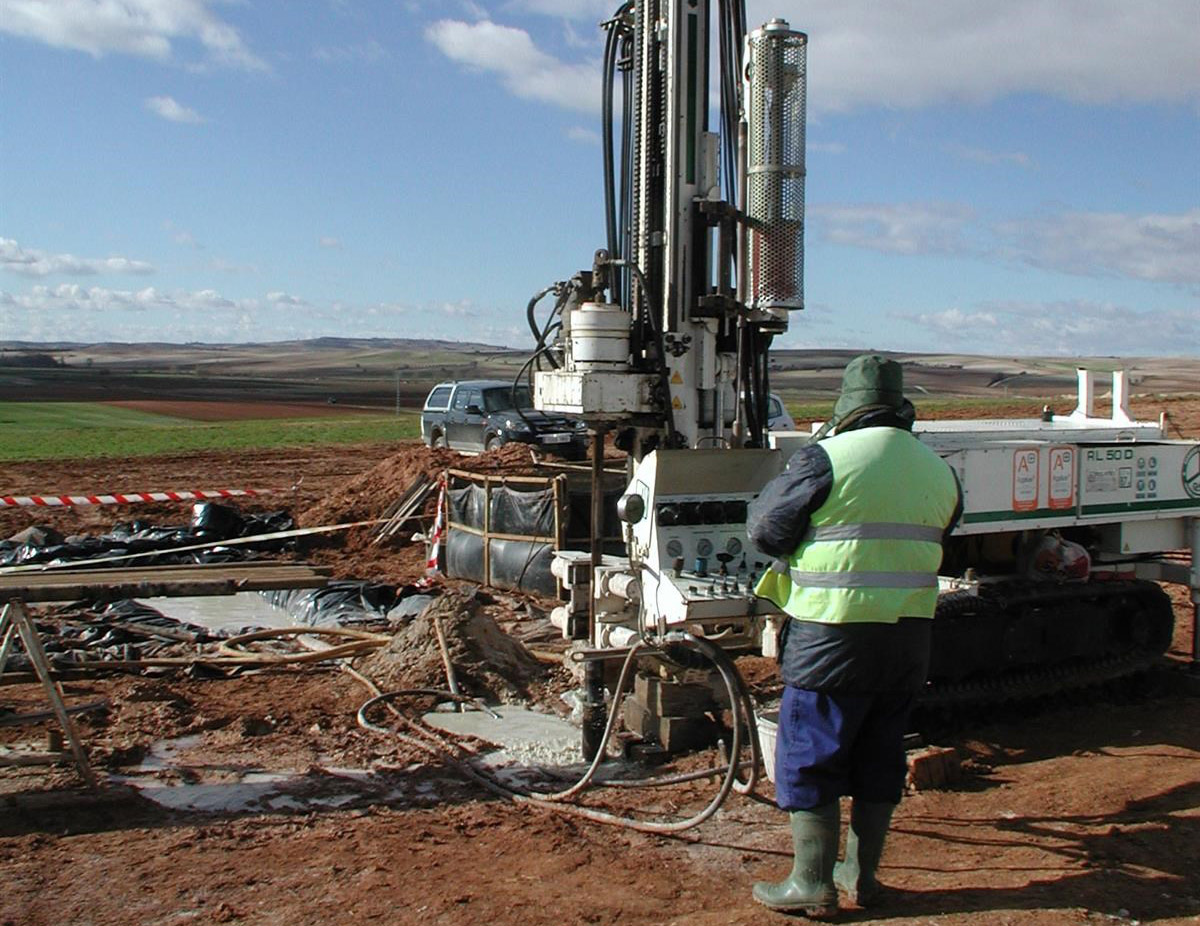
[789,569,938,589]
[802,522,945,543]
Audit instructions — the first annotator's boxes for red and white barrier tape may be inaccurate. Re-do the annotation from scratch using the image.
[0,488,273,509]
[425,477,447,574]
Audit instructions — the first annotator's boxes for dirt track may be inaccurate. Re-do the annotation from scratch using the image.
[2,415,1199,926]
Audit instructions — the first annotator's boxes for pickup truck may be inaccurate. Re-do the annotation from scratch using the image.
[421,380,589,459]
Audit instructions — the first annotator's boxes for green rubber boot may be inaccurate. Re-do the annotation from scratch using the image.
[833,800,895,907]
[752,802,840,918]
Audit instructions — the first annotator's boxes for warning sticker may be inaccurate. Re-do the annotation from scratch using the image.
[670,370,684,384]
[1012,448,1039,512]
[1048,446,1075,509]
[671,396,683,410]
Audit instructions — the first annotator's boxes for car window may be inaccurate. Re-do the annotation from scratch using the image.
[768,396,783,417]
[452,387,474,411]
[482,386,532,413]
[425,385,452,410]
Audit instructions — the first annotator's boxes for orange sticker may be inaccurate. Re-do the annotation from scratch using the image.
[1048,446,1075,509]
[1012,448,1039,512]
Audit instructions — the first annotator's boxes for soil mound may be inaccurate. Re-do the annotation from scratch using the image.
[358,588,546,703]
[299,445,459,526]
[298,442,559,528]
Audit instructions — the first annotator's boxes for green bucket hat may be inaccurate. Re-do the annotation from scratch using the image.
[832,354,906,423]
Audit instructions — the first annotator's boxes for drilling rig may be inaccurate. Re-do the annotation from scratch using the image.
[521,0,1200,757]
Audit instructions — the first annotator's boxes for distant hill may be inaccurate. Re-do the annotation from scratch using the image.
[2,338,1198,406]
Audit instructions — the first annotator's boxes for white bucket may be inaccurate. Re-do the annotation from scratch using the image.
[756,709,779,782]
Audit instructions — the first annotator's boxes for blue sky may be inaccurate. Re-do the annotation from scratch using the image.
[1,0,1197,356]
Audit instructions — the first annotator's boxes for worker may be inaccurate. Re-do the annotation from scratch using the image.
[746,354,962,917]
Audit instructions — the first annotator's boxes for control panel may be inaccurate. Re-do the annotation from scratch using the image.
[626,448,785,627]
[654,495,770,600]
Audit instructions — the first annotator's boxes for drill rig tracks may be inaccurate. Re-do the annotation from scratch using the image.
[921,579,1176,708]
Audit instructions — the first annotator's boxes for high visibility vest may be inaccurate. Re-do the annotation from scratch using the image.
[755,427,959,624]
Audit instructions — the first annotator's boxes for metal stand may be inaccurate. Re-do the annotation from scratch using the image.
[0,600,98,789]
[581,427,610,762]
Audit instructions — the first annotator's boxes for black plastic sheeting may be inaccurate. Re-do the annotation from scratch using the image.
[0,502,295,568]
[4,599,217,672]
[260,581,403,627]
[444,479,624,595]
[446,483,555,594]
[444,530,555,595]
[102,598,213,640]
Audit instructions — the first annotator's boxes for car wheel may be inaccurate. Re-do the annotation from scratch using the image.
[485,435,503,453]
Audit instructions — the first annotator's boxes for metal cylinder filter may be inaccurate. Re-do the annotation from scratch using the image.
[744,20,807,311]
[569,301,632,370]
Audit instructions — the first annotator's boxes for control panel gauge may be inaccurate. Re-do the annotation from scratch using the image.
[725,537,743,556]
[665,538,684,559]
[696,538,714,557]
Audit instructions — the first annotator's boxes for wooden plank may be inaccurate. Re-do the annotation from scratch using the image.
[109,621,205,644]
[0,699,109,727]
[0,563,331,604]
[447,468,555,487]
[0,751,67,767]
[3,601,97,788]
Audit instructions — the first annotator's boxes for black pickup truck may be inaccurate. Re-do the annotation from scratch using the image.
[420,380,588,459]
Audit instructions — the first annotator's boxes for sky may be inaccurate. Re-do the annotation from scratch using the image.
[1,0,1197,356]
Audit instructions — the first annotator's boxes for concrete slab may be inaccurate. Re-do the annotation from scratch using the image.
[142,592,293,634]
[422,705,584,769]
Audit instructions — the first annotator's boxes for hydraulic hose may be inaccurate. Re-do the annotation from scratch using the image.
[351,630,768,834]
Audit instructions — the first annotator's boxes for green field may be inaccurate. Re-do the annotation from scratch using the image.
[780,394,1060,423]
[0,402,421,462]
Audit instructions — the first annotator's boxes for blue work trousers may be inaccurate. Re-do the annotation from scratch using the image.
[774,685,913,811]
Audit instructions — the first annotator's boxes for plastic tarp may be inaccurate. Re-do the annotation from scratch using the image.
[0,503,295,568]
[445,482,557,594]
[260,581,401,627]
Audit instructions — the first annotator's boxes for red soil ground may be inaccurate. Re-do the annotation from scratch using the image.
[1,404,1198,926]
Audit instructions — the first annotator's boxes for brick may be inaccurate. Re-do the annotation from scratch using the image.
[906,745,962,791]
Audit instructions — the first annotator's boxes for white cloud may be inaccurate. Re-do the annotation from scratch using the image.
[810,202,977,256]
[0,0,266,71]
[811,204,1200,288]
[318,236,342,249]
[1000,209,1200,286]
[0,237,154,277]
[808,141,847,155]
[900,299,1199,356]
[6,283,222,312]
[0,283,522,342]
[751,0,1200,111]
[266,291,307,306]
[145,95,204,123]
[426,18,598,112]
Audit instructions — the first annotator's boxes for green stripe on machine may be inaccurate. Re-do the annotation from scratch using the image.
[1080,498,1200,516]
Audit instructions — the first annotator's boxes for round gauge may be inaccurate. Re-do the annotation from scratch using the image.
[725,537,743,556]
[696,538,714,557]
[665,539,684,559]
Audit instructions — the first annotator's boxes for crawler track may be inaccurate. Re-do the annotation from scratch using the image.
[921,579,1175,708]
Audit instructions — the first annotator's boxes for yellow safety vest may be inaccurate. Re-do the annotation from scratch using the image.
[755,427,959,624]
